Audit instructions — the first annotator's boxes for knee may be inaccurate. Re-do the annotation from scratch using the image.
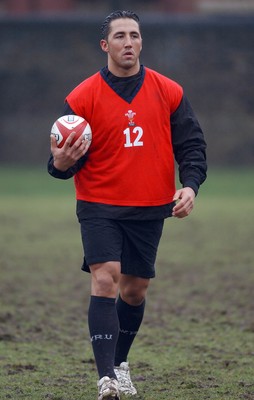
[93,273,116,295]
[90,262,120,298]
[120,278,149,306]
[122,291,146,306]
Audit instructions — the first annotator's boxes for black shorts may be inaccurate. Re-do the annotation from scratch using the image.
[80,218,164,279]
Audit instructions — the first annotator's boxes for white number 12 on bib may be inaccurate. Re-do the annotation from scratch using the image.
[123,127,143,147]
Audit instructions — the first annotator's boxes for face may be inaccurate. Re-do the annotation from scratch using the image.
[100,18,142,77]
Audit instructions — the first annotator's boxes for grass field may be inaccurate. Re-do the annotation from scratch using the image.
[0,167,254,400]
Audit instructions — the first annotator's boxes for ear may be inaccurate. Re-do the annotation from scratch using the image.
[100,39,109,53]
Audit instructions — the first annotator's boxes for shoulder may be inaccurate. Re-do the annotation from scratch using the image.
[65,72,101,116]
[67,72,101,97]
[144,67,183,112]
[145,67,182,89]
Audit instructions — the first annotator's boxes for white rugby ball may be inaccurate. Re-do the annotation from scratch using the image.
[51,115,92,148]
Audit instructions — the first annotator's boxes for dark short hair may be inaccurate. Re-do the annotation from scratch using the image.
[101,10,140,40]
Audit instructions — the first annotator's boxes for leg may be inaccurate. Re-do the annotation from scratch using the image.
[80,219,123,398]
[114,275,149,395]
[114,275,149,366]
[88,261,121,380]
[118,274,149,362]
[114,219,164,365]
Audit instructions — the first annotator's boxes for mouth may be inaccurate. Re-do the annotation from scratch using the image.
[123,51,134,57]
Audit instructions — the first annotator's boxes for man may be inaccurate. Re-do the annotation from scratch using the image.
[48,10,207,400]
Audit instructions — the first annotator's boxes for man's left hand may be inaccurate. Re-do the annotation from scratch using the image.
[172,187,196,218]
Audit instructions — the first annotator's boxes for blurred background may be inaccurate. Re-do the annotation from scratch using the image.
[0,0,253,167]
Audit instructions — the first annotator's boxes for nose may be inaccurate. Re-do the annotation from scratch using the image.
[124,35,132,47]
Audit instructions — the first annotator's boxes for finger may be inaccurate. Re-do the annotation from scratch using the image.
[83,139,91,151]
[75,138,91,153]
[172,198,185,213]
[173,189,181,202]
[174,201,193,218]
[63,131,76,148]
[64,139,90,162]
[75,141,91,158]
[173,198,190,216]
[50,134,57,150]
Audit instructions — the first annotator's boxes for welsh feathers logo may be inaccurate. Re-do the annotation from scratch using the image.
[125,110,136,126]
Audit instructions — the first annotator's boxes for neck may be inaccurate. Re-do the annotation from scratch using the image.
[108,61,141,78]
